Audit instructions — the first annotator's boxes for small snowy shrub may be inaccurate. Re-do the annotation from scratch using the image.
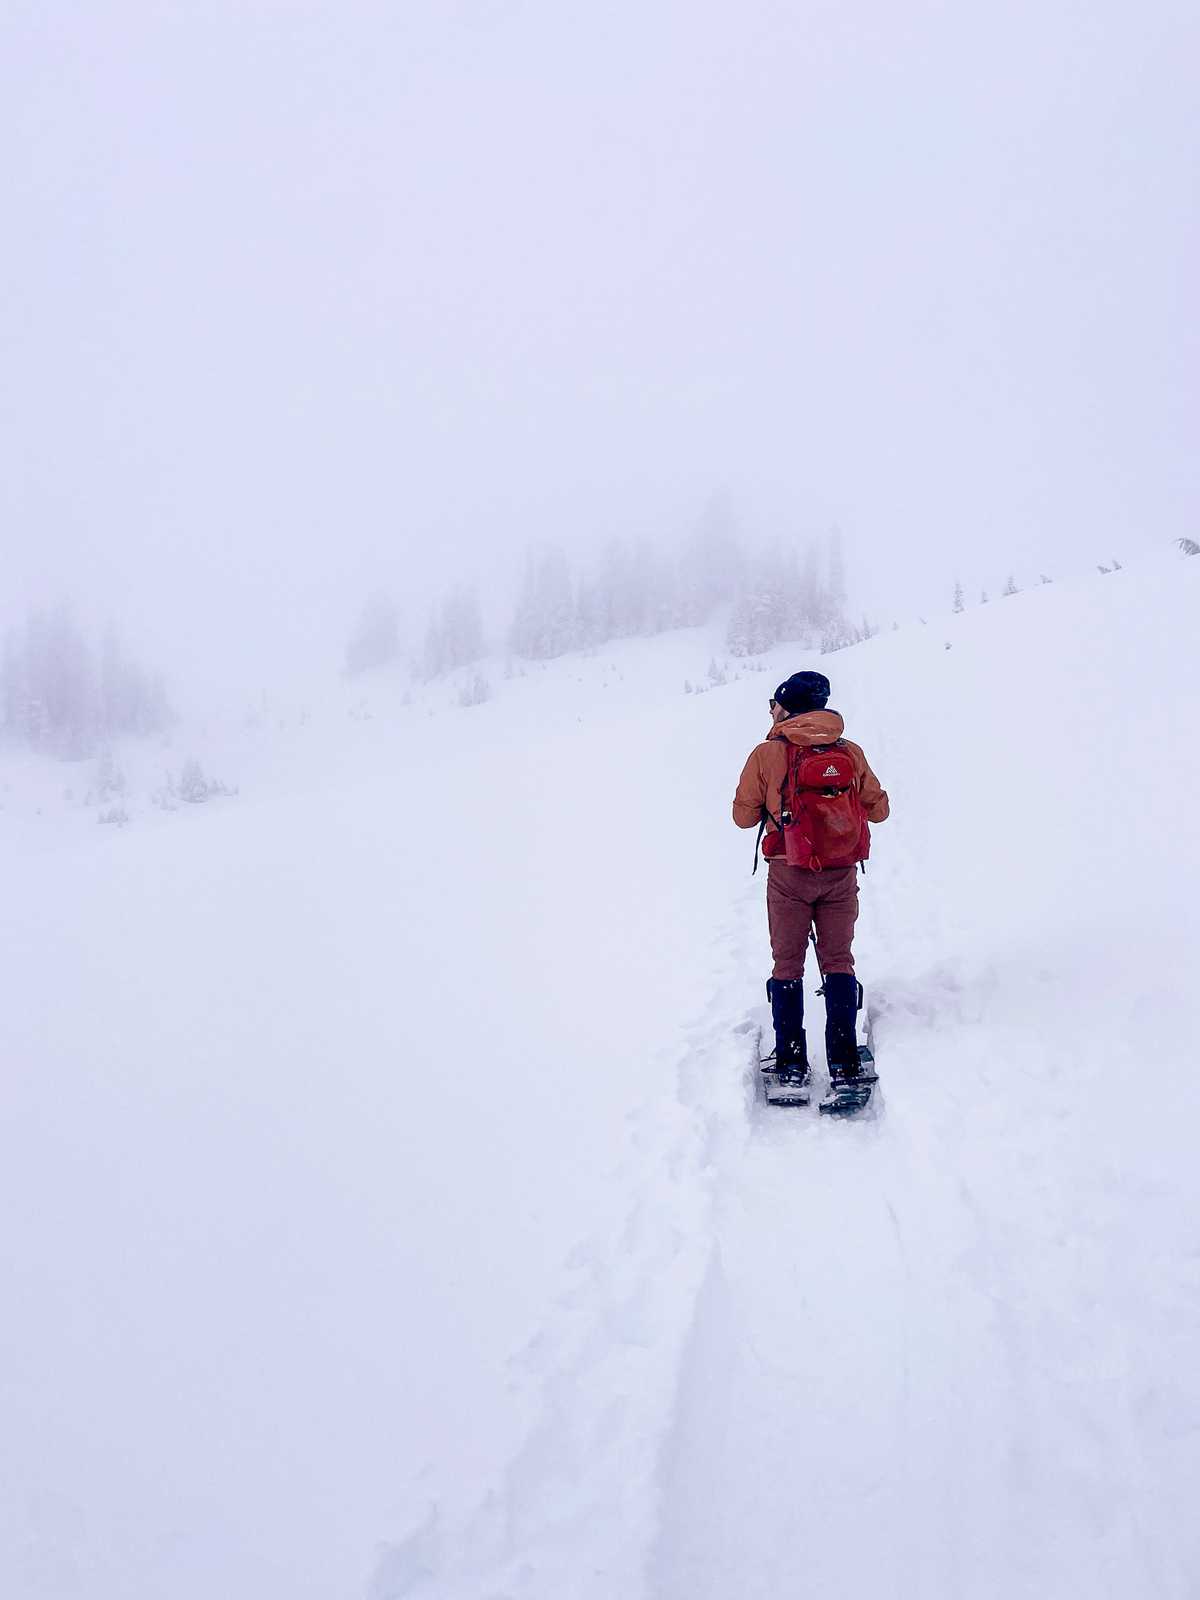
[457,672,491,708]
[820,619,855,654]
[179,759,210,802]
[151,772,178,810]
[168,760,237,805]
[1178,538,1199,557]
[86,749,127,806]
[98,805,129,827]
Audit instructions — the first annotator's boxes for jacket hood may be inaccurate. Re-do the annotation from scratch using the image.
[767,709,845,747]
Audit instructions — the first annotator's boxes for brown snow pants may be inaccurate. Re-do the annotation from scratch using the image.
[766,861,859,979]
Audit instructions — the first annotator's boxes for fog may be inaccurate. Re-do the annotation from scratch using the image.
[4,0,1197,693]
[4,12,1200,1595]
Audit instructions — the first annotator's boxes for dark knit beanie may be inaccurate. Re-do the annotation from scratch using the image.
[773,670,831,714]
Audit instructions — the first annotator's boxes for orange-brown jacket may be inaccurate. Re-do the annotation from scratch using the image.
[731,709,890,836]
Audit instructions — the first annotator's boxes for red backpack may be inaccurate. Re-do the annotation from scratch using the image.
[761,741,870,871]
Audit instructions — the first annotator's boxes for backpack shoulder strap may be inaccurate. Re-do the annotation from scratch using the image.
[781,739,804,818]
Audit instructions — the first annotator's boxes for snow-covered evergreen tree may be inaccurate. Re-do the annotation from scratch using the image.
[34,608,93,755]
[573,572,607,650]
[727,587,778,656]
[826,529,848,618]
[1,613,165,756]
[596,539,639,641]
[457,670,491,707]
[510,546,579,660]
[424,584,484,678]
[99,629,169,738]
[676,491,742,626]
[781,540,825,640]
[726,533,845,656]
[820,616,857,654]
[345,593,400,676]
[2,626,26,739]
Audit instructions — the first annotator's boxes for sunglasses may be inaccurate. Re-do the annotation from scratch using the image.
[768,697,777,711]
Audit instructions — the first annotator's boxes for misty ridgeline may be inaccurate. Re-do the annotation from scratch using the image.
[343,505,1135,697]
[0,500,865,832]
[345,509,871,698]
[1,495,1162,825]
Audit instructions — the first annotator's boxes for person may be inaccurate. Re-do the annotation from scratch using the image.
[731,670,890,1087]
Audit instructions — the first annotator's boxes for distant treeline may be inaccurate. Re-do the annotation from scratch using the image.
[1,610,170,758]
[345,500,864,681]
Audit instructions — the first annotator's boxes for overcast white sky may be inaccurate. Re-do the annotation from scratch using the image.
[3,0,1197,682]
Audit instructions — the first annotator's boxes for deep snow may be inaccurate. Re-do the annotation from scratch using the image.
[2,554,1198,1598]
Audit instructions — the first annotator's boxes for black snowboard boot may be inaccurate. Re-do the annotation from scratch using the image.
[766,977,810,1082]
[823,971,865,1082]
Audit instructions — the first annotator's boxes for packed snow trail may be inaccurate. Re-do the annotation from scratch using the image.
[653,559,1200,1600]
[655,977,1190,1598]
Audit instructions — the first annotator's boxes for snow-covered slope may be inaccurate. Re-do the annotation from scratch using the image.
[2,554,1198,1599]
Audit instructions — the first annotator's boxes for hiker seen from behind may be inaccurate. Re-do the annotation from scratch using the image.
[732,670,890,1106]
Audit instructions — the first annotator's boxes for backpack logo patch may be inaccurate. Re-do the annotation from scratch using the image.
[822,764,840,778]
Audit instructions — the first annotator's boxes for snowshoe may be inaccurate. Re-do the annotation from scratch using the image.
[818,1044,878,1115]
[760,1049,812,1107]
[763,978,810,1105]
